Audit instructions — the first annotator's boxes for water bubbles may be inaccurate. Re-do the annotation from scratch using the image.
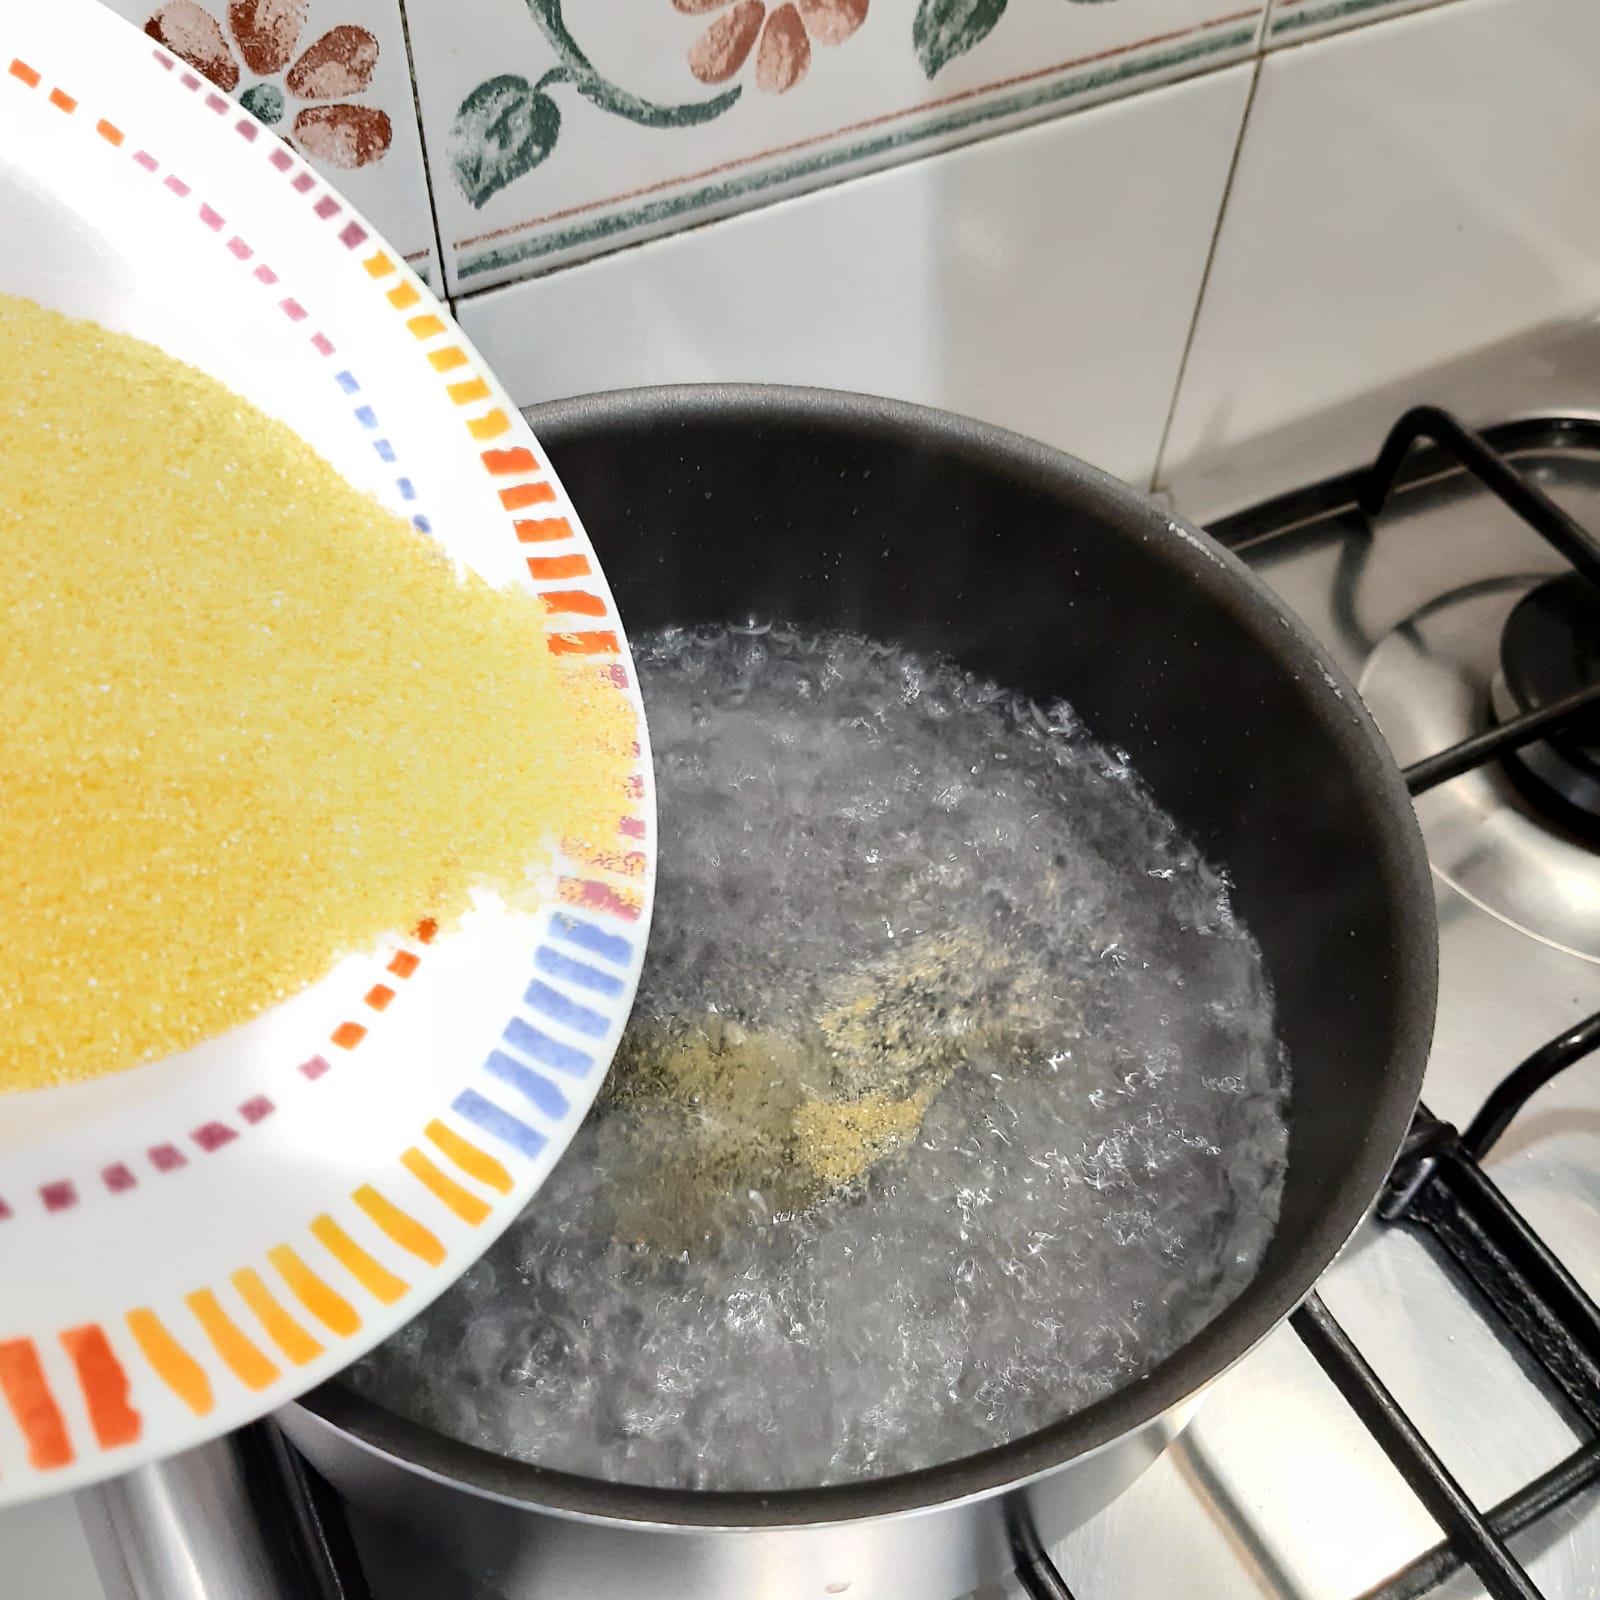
[353,625,1290,1495]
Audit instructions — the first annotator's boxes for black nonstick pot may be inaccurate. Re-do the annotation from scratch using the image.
[283,386,1437,1600]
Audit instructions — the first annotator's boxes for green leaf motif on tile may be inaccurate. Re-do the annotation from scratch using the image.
[522,0,741,128]
[913,0,1008,78]
[573,75,739,130]
[239,82,285,126]
[448,0,743,207]
[450,76,563,208]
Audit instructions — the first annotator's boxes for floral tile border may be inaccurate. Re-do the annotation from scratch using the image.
[411,0,1266,295]
[1266,0,1459,44]
[95,0,440,280]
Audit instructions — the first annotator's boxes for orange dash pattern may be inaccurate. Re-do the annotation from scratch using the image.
[309,1215,409,1305]
[266,1246,362,1339]
[61,1325,141,1449]
[126,1310,214,1416]
[185,1290,280,1391]
[353,1184,446,1266]
[400,1147,491,1225]
[0,1339,73,1469]
[426,1119,514,1194]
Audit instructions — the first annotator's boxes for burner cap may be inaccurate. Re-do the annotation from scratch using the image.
[1497,573,1600,825]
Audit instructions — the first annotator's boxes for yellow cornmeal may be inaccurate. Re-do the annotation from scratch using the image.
[790,1083,944,1189]
[0,294,633,1091]
[597,929,1074,1253]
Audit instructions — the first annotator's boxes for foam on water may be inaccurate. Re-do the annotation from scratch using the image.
[350,626,1290,1491]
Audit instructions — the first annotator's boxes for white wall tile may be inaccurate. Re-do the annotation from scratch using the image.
[411,0,1264,293]
[1161,0,1600,512]
[457,63,1253,489]
[98,0,440,281]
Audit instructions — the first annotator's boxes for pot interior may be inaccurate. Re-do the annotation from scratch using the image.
[310,386,1435,1519]
[536,387,1433,1289]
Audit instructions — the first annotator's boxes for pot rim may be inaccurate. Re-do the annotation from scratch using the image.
[295,382,1438,1530]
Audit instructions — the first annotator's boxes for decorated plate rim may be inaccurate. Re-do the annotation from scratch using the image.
[0,0,654,1505]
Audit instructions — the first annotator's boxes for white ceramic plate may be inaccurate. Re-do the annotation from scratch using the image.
[0,0,653,1503]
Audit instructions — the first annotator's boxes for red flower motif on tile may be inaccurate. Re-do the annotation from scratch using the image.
[681,0,868,94]
[144,0,393,167]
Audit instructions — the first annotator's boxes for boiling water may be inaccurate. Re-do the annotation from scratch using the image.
[350,626,1290,1490]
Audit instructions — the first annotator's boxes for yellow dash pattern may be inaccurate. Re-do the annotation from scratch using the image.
[309,1215,409,1306]
[362,252,394,278]
[467,409,511,442]
[352,1184,446,1267]
[406,313,447,340]
[125,1309,213,1416]
[185,1290,280,1391]
[231,1268,323,1366]
[447,376,491,407]
[426,1119,513,1194]
[427,347,469,373]
[401,1146,491,1224]
[267,1245,361,1338]
[387,282,421,311]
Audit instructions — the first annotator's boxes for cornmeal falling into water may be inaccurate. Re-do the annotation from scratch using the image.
[0,294,633,1092]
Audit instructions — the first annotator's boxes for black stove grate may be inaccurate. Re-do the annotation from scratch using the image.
[1013,1057,1600,1600]
[1354,1097,1600,1599]
[1010,1083,1600,1600]
[1365,409,1600,799]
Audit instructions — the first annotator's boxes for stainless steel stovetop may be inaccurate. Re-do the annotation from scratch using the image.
[12,399,1600,1600]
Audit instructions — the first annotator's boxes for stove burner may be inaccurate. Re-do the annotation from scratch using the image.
[1358,579,1600,964]
[1495,573,1600,826]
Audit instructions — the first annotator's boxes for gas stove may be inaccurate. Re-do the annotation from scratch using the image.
[13,402,1600,1600]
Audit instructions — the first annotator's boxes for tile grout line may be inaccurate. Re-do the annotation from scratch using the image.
[1254,0,1274,53]
[1149,54,1263,499]
[1153,0,1467,497]
[1147,55,1265,499]
[1149,0,1467,492]
[394,0,449,298]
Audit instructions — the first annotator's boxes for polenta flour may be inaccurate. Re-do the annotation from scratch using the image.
[0,294,633,1090]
